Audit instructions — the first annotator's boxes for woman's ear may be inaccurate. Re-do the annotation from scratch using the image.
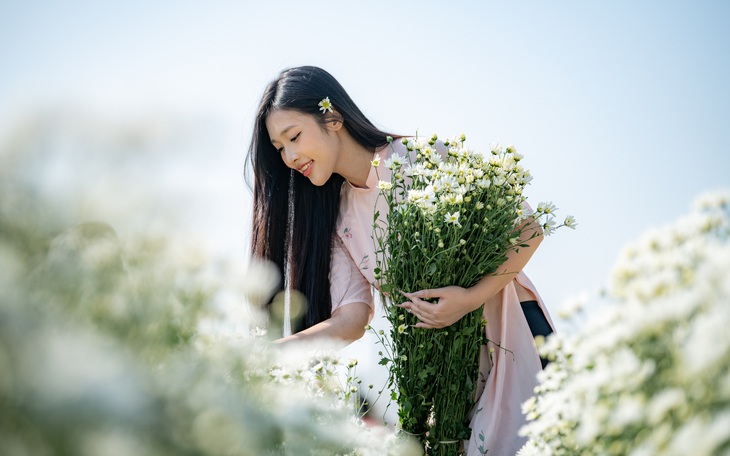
[324,111,343,132]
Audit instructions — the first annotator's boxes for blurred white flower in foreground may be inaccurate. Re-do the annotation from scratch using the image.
[519,189,730,456]
[0,113,418,456]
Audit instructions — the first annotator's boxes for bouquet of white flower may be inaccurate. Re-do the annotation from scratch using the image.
[372,134,573,455]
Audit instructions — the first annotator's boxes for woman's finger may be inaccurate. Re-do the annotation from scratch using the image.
[398,300,440,325]
[414,319,443,329]
[415,310,438,325]
[397,302,417,314]
[404,288,448,300]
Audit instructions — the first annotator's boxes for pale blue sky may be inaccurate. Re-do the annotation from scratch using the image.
[1,1,729,321]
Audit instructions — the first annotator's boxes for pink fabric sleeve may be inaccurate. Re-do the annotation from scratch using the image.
[330,236,374,320]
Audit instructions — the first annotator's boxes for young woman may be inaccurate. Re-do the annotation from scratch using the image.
[246,65,555,455]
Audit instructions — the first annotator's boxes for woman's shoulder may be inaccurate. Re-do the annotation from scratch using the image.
[388,135,450,160]
[375,136,408,157]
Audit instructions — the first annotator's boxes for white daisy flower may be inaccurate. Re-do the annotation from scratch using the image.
[385,154,406,170]
[537,201,558,214]
[444,211,461,225]
[377,180,392,190]
[318,97,333,113]
[564,215,578,229]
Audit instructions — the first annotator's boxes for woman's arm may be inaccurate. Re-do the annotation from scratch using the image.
[276,234,373,345]
[399,216,544,329]
[274,301,371,345]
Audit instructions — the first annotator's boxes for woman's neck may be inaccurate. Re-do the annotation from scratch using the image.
[334,132,375,189]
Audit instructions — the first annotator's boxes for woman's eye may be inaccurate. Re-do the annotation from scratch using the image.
[277,146,284,153]
[291,132,300,142]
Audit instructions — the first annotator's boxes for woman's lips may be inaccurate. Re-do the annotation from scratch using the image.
[299,160,313,177]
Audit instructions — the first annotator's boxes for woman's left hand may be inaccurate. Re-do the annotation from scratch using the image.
[398,286,481,329]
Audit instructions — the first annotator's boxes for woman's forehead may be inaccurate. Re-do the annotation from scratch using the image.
[266,110,311,138]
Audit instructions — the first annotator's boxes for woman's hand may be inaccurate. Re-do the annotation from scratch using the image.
[398,217,545,330]
[398,286,482,329]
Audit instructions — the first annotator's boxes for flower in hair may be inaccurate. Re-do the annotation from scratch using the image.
[318,97,333,114]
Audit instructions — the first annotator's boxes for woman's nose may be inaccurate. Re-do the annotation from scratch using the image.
[283,148,300,168]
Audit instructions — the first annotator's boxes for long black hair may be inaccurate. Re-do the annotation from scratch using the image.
[245,66,395,333]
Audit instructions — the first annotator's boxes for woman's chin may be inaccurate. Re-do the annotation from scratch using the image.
[308,174,330,187]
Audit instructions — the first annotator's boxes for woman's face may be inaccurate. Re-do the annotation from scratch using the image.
[266,109,341,187]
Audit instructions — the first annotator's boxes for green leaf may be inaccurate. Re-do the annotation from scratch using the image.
[403,401,412,414]
[427,263,437,276]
